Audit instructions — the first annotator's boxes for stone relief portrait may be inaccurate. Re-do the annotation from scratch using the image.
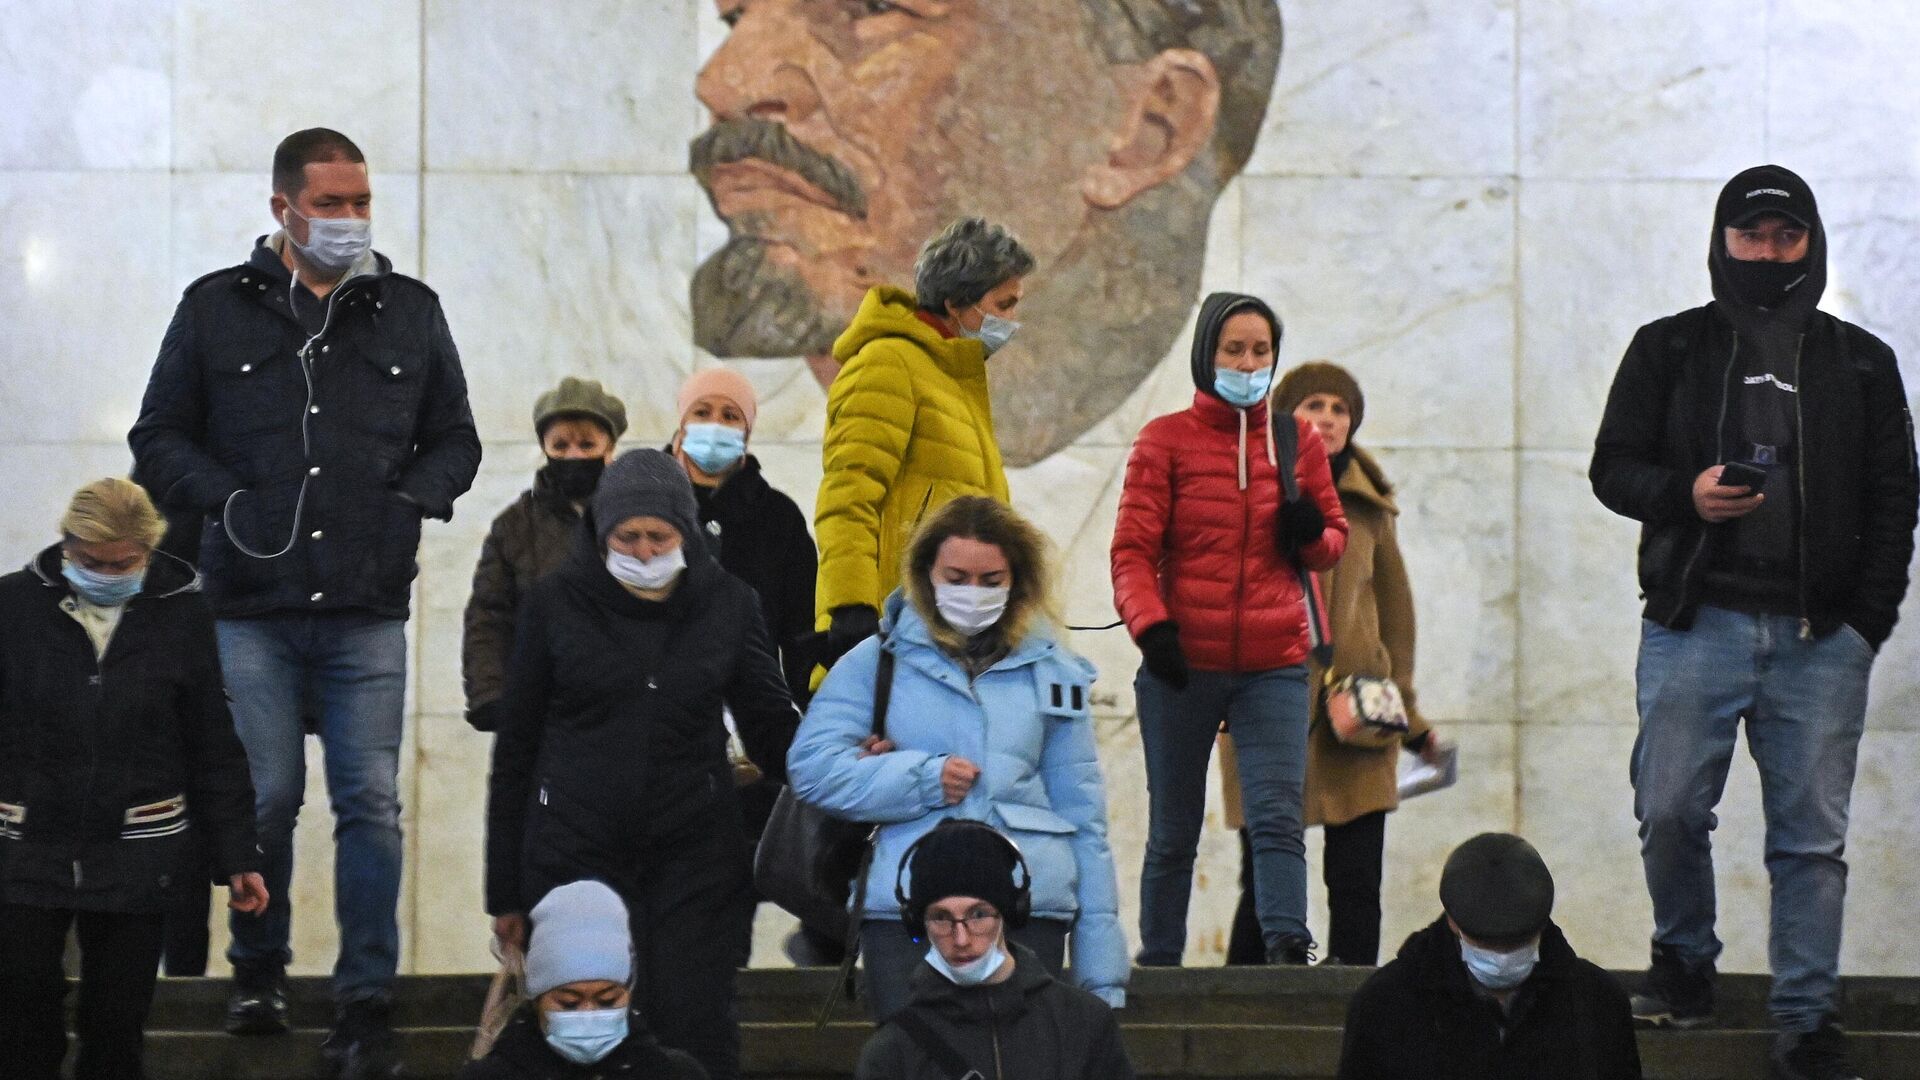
[691,0,1285,465]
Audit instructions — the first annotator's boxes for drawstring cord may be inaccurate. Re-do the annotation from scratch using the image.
[1236,408,1249,490]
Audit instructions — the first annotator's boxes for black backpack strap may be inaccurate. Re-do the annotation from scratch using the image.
[1270,409,1333,666]
[1271,407,1301,503]
[872,647,896,739]
[889,1009,985,1080]
[815,647,900,1028]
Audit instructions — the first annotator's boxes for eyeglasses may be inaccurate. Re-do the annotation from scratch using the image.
[924,910,1002,937]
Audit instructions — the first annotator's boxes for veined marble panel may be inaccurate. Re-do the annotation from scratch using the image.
[0,443,144,570]
[1239,177,1515,449]
[1518,0,1765,180]
[0,171,176,445]
[1820,180,1920,375]
[1770,1,1920,181]
[0,0,171,169]
[170,170,423,291]
[423,173,699,446]
[173,0,422,172]
[410,711,494,973]
[1249,0,1515,178]
[426,0,700,174]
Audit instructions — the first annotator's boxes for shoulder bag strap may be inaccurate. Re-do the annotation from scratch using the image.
[1271,409,1334,667]
[890,1009,986,1080]
[817,646,899,1028]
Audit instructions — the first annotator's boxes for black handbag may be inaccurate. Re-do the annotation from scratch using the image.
[753,647,896,945]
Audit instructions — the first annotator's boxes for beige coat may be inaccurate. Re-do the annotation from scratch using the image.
[1221,447,1429,829]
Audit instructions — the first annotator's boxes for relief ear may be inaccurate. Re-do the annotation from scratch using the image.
[1082,48,1222,211]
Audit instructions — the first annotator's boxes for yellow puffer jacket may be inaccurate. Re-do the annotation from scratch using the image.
[815,286,1010,624]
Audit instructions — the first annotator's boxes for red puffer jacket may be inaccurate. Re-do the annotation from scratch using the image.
[1111,392,1348,672]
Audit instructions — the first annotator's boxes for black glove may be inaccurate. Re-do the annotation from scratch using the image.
[1137,621,1190,689]
[1277,496,1325,555]
[825,605,881,665]
[465,702,501,733]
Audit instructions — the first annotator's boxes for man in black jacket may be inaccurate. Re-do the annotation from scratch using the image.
[1590,165,1917,1080]
[128,127,481,1078]
[1337,833,1641,1080]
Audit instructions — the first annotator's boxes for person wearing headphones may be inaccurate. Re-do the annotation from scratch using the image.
[855,820,1135,1080]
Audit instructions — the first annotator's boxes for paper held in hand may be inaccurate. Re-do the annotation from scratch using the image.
[1398,741,1459,800]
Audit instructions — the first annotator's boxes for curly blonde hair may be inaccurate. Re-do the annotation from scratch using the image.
[903,496,1059,653]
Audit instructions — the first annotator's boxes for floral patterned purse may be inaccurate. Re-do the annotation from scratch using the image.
[1325,674,1411,749]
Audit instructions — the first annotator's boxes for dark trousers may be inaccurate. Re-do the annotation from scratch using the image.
[0,904,166,1080]
[1228,811,1389,966]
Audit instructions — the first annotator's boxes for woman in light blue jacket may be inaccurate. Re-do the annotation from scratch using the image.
[787,496,1127,1020]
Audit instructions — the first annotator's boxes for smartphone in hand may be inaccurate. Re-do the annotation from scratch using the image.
[1718,461,1768,492]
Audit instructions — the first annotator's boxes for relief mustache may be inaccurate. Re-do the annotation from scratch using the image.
[690,118,868,220]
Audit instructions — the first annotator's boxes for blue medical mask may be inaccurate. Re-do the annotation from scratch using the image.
[1459,936,1540,991]
[62,559,146,607]
[543,1006,628,1065]
[680,422,747,475]
[1213,366,1274,408]
[282,205,372,274]
[925,941,1009,987]
[962,306,1020,355]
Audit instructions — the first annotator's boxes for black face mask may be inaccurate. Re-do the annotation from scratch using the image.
[1723,258,1810,311]
[543,457,606,500]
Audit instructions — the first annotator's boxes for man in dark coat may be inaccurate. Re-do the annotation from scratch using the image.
[1590,165,1916,1080]
[127,127,481,1076]
[1338,833,1641,1080]
[856,820,1135,1080]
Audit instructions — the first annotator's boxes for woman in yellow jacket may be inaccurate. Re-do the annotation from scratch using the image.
[814,217,1032,665]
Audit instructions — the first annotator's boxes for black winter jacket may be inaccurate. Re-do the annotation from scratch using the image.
[485,525,800,914]
[1338,918,1641,1080]
[129,238,481,619]
[1591,303,1917,647]
[458,1005,708,1080]
[0,546,260,912]
[855,944,1135,1080]
[465,469,582,721]
[691,455,819,698]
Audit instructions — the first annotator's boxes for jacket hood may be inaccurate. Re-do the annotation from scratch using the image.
[1340,445,1397,515]
[1189,291,1284,400]
[902,941,1057,1021]
[31,543,202,600]
[1708,164,1826,322]
[831,285,988,374]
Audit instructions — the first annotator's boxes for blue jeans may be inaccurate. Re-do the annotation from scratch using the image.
[217,614,408,1003]
[1135,665,1310,964]
[1633,606,1873,1032]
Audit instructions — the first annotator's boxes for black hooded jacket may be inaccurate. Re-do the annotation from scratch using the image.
[685,454,819,698]
[1337,918,1641,1080]
[1590,165,1918,647]
[459,1004,708,1080]
[0,546,260,912]
[484,519,800,915]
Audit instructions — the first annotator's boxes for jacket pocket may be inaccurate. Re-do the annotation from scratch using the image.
[352,346,427,443]
[991,802,1080,915]
[991,802,1075,835]
[206,342,296,444]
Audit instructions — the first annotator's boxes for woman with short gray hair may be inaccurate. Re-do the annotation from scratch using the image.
[811,217,1034,674]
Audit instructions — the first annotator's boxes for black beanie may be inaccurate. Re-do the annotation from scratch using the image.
[1440,833,1555,943]
[904,820,1024,925]
[591,449,703,553]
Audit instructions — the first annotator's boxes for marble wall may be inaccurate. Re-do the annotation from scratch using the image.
[4,0,1918,981]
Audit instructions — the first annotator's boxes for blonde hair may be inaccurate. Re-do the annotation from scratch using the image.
[61,478,167,549]
[904,496,1059,653]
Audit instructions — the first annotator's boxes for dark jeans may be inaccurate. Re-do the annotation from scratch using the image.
[0,904,166,1080]
[161,878,211,976]
[1229,811,1389,966]
[859,917,1069,1022]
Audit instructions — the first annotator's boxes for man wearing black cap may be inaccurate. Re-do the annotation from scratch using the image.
[1337,833,1641,1080]
[1590,165,1917,1079]
[855,820,1135,1080]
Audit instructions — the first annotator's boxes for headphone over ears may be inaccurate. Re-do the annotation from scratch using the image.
[894,818,1034,940]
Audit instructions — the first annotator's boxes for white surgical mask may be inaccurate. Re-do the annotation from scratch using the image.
[282,205,371,274]
[933,583,1009,635]
[543,1006,628,1064]
[962,306,1020,355]
[925,941,1008,987]
[1459,935,1540,991]
[605,545,686,592]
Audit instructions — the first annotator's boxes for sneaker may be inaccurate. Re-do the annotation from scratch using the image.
[1770,1021,1863,1080]
[322,998,403,1080]
[223,962,290,1036]
[1630,943,1715,1028]
[1266,935,1317,966]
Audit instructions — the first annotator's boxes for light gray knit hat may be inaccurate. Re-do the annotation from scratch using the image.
[525,880,632,996]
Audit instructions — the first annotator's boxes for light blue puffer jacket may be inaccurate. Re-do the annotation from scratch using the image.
[786,592,1128,1006]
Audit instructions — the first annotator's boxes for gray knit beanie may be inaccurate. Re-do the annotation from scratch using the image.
[591,449,703,551]
[525,880,632,996]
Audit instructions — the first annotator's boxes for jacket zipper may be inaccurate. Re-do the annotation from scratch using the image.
[1667,337,1740,621]
[1791,333,1812,640]
[987,993,1005,1080]
[74,622,112,889]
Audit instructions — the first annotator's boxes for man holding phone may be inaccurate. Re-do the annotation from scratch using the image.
[1590,165,1917,1080]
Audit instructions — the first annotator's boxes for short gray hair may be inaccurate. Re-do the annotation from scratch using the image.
[914,217,1037,314]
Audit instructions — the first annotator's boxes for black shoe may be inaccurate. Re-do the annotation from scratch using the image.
[1770,1021,1863,1080]
[322,998,403,1080]
[1630,943,1715,1028]
[1266,935,1316,966]
[223,962,290,1036]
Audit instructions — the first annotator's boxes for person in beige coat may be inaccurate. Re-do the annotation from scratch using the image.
[1219,362,1448,966]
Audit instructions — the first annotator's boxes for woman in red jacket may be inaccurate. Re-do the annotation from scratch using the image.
[1111,292,1347,966]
